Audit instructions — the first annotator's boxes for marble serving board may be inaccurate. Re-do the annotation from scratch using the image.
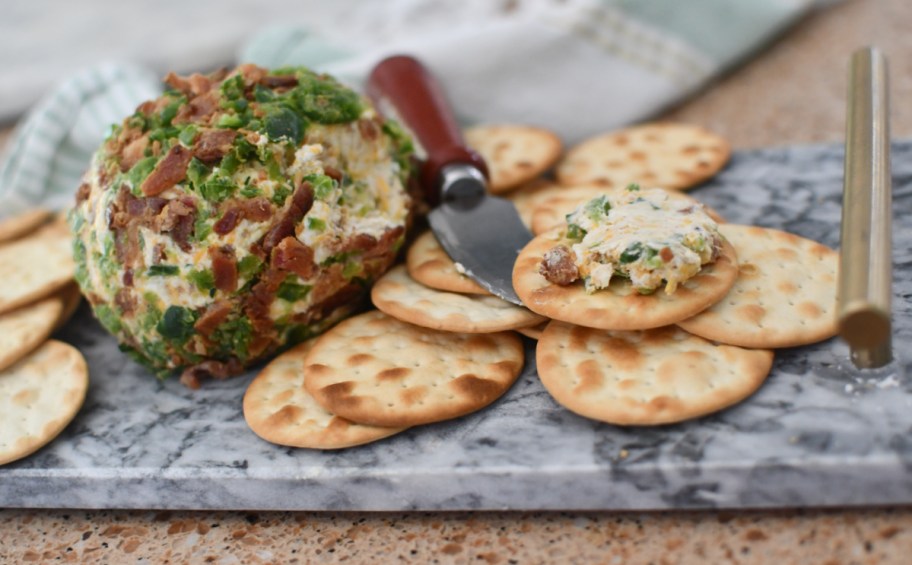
[3,140,912,512]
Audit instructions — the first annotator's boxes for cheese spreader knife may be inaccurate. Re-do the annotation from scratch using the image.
[367,55,533,305]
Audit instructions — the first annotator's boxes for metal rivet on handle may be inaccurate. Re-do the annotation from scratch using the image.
[838,47,892,369]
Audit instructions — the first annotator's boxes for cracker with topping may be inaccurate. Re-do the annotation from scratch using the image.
[513,188,738,330]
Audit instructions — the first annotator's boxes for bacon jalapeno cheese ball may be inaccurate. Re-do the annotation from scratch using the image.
[539,185,723,294]
[70,65,414,387]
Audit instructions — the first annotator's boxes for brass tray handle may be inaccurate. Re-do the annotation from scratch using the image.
[838,47,893,369]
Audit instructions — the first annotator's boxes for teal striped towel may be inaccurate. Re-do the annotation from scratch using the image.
[0,0,818,220]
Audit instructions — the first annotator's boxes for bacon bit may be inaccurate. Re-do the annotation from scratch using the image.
[245,267,285,343]
[122,269,134,287]
[272,237,317,279]
[208,68,229,83]
[540,245,579,285]
[113,230,141,270]
[180,358,243,389]
[323,166,343,182]
[188,74,212,96]
[121,135,150,172]
[194,129,237,163]
[261,182,313,253]
[194,300,233,336]
[247,336,275,360]
[140,145,192,196]
[261,214,297,255]
[137,97,170,117]
[157,199,194,231]
[175,90,220,124]
[259,75,298,88]
[157,198,197,252]
[75,182,91,205]
[114,288,136,316]
[213,207,240,235]
[236,64,268,87]
[119,194,167,229]
[105,122,144,156]
[291,180,315,213]
[345,234,377,253]
[238,197,273,222]
[151,243,167,264]
[210,245,238,293]
[660,247,674,262]
[164,72,193,96]
[214,197,273,236]
[358,118,380,141]
[164,72,213,98]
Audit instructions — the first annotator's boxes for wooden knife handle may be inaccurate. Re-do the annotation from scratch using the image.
[367,55,488,201]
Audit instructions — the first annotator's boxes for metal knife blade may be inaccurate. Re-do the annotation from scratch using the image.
[367,55,533,306]
[429,164,532,304]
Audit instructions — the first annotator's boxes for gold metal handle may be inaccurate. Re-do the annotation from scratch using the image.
[838,47,892,369]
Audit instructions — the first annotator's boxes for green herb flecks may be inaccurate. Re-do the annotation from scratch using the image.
[619,242,658,265]
[237,255,263,281]
[95,304,123,335]
[566,223,586,243]
[73,238,89,289]
[290,71,364,124]
[126,156,158,194]
[147,264,179,276]
[157,305,198,343]
[306,217,325,231]
[264,106,306,144]
[199,175,236,203]
[188,268,215,292]
[271,183,293,205]
[381,119,415,183]
[276,276,313,302]
[210,316,254,361]
[178,125,199,147]
[306,174,336,200]
[584,195,612,221]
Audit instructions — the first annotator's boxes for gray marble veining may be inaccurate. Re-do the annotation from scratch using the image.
[2,140,911,511]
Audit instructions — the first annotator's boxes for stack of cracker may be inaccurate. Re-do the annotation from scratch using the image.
[0,210,88,466]
[505,122,839,426]
[244,121,839,448]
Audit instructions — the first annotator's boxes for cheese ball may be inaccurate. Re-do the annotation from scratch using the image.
[70,65,413,387]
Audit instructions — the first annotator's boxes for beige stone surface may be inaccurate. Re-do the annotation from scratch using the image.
[2,0,911,561]
[1,507,911,563]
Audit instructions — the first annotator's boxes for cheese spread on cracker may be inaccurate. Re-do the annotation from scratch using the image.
[540,185,722,294]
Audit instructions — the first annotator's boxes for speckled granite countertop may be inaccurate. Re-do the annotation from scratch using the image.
[3,0,912,562]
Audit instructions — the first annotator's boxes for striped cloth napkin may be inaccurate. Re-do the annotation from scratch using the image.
[0,0,819,220]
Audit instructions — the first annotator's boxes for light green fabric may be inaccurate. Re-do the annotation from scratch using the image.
[0,0,819,219]
[611,0,812,65]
